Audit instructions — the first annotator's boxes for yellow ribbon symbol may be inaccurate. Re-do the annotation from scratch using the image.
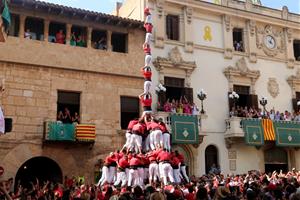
[214,0,221,4]
[203,26,212,42]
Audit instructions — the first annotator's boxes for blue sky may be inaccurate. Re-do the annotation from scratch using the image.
[40,0,299,14]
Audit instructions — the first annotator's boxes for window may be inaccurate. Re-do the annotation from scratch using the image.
[158,77,193,112]
[292,92,300,112]
[70,25,87,47]
[25,17,44,40]
[8,14,19,37]
[293,40,300,61]
[111,32,127,53]
[49,22,66,44]
[233,28,244,52]
[228,85,258,116]
[92,29,107,50]
[166,15,179,41]
[57,91,80,123]
[120,97,139,129]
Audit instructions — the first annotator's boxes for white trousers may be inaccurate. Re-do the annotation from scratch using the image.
[173,168,181,184]
[144,80,152,94]
[114,171,127,187]
[145,54,152,66]
[137,168,144,186]
[144,33,152,45]
[97,166,109,186]
[161,163,174,185]
[158,162,163,179]
[144,168,149,181]
[128,169,139,187]
[149,163,159,182]
[108,166,116,184]
[153,130,163,149]
[123,132,132,149]
[143,134,150,152]
[163,133,171,151]
[180,165,189,182]
[130,134,142,152]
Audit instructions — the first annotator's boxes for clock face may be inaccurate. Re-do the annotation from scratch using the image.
[264,35,276,49]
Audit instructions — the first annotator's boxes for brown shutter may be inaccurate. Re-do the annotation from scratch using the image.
[158,91,166,111]
[292,98,298,112]
[249,95,258,110]
[183,88,193,103]
[166,15,171,40]
[172,16,179,41]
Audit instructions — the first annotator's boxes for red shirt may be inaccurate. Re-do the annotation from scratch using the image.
[144,23,153,33]
[129,157,142,166]
[157,151,171,162]
[118,157,129,169]
[105,156,116,165]
[159,122,168,133]
[127,119,138,131]
[176,153,185,163]
[132,123,145,134]
[56,32,65,44]
[141,96,152,107]
[142,66,152,80]
[171,156,181,167]
[146,121,160,131]
[143,44,151,54]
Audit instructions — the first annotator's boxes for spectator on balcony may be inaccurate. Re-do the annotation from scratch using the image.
[269,108,275,120]
[177,102,183,114]
[96,37,107,50]
[57,111,63,122]
[284,110,292,121]
[62,107,72,123]
[293,112,300,122]
[163,99,171,112]
[56,29,65,44]
[72,112,80,124]
[171,99,177,113]
[182,96,192,114]
[24,29,32,39]
[76,35,86,47]
[274,111,281,121]
[70,32,76,46]
[192,103,199,115]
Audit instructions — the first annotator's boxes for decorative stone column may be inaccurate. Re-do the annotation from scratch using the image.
[66,23,72,45]
[19,15,26,39]
[184,6,193,53]
[285,28,295,68]
[43,19,50,42]
[154,0,165,48]
[87,27,92,48]
[107,30,112,51]
[247,20,257,63]
[222,15,233,59]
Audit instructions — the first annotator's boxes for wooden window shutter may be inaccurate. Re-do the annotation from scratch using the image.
[166,15,171,40]
[183,87,193,103]
[172,16,179,41]
[292,98,298,112]
[249,95,258,110]
[158,91,167,111]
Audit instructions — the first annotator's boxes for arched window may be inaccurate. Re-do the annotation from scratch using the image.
[205,145,219,174]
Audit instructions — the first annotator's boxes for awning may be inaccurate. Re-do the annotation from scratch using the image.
[242,119,264,146]
[171,114,199,144]
[274,121,300,147]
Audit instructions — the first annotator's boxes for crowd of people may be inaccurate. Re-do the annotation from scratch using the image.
[229,106,300,122]
[162,97,199,115]
[57,108,80,124]
[1,168,300,200]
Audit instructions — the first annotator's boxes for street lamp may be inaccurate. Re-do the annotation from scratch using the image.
[197,89,207,114]
[259,96,268,118]
[228,91,239,109]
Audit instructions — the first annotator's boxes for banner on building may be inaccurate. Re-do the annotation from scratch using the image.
[46,122,75,141]
[273,121,300,147]
[242,119,264,146]
[171,114,199,144]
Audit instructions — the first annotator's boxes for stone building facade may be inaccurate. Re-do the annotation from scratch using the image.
[118,0,300,175]
[0,0,145,183]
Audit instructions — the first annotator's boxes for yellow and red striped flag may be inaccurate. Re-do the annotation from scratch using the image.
[261,119,275,141]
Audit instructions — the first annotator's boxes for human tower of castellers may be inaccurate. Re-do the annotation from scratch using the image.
[96,8,189,189]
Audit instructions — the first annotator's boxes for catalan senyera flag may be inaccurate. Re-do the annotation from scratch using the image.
[76,124,96,141]
[262,119,276,141]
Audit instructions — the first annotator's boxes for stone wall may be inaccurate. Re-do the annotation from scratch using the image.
[0,59,143,182]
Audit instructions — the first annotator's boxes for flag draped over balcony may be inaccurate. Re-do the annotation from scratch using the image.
[1,0,11,31]
[262,119,276,141]
[242,119,264,146]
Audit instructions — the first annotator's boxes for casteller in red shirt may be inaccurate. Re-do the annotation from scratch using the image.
[157,150,172,162]
[141,66,152,81]
[127,119,138,132]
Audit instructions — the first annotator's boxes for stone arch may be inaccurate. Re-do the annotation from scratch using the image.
[172,144,194,175]
[205,144,219,174]
[0,143,77,182]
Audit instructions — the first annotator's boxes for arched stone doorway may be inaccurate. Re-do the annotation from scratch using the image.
[205,145,219,174]
[264,148,288,173]
[15,156,63,189]
[172,145,193,175]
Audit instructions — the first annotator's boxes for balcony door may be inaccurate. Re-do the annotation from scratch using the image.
[264,147,288,173]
